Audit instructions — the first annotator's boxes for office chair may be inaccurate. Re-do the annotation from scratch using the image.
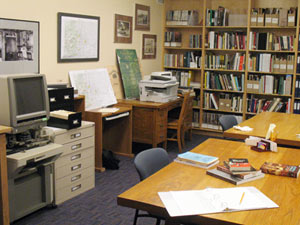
[219,115,238,131]
[133,147,170,225]
[167,92,193,152]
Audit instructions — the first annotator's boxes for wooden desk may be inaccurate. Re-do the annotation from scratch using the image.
[118,138,300,225]
[0,126,11,225]
[117,98,182,148]
[85,106,133,172]
[224,112,300,147]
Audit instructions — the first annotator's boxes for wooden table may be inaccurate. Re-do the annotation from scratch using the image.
[224,112,300,147]
[0,126,11,225]
[117,98,182,148]
[118,138,300,225]
[85,106,133,172]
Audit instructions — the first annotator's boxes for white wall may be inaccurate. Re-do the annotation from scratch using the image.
[0,0,164,83]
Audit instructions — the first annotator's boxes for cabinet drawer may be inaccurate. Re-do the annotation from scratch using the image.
[55,166,94,191]
[55,176,95,205]
[55,147,94,169]
[55,156,94,179]
[52,126,94,145]
[60,136,94,157]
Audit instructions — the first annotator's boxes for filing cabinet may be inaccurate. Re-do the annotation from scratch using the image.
[43,121,95,205]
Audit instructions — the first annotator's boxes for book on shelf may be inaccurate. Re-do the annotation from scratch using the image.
[260,162,300,178]
[189,34,202,48]
[206,168,265,185]
[247,96,290,114]
[166,10,199,26]
[207,31,246,49]
[164,31,182,47]
[205,53,245,70]
[204,71,244,91]
[206,6,229,26]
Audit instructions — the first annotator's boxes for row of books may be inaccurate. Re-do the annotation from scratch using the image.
[189,34,202,48]
[203,92,243,112]
[296,56,300,73]
[249,32,295,51]
[207,31,247,49]
[251,8,297,27]
[166,10,199,26]
[293,101,300,114]
[295,79,300,97]
[192,109,200,128]
[205,53,245,71]
[206,6,228,26]
[247,74,292,95]
[247,96,291,114]
[164,31,182,47]
[164,52,202,68]
[204,71,244,91]
[248,54,294,73]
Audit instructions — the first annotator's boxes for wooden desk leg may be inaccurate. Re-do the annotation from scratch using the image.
[0,134,9,225]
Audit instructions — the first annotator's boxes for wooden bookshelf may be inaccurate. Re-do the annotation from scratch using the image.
[163,0,300,133]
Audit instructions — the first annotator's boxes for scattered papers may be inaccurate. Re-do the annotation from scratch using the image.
[233,126,253,132]
[158,186,278,217]
[97,107,119,113]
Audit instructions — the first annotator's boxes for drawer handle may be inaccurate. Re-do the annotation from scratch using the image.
[71,132,81,139]
[64,95,70,100]
[71,143,82,150]
[71,174,82,182]
[50,97,56,102]
[73,119,79,125]
[71,154,81,161]
[71,164,81,171]
[71,184,81,192]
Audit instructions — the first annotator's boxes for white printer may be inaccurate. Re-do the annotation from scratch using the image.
[139,71,179,103]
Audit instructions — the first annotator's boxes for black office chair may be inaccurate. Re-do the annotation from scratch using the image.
[219,115,238,131]
[133,148,170,225]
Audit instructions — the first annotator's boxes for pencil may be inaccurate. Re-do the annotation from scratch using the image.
[239,192,245,205]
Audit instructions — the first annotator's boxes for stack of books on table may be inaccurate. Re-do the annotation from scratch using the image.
[206,158,264,185]
[174,151,219,169]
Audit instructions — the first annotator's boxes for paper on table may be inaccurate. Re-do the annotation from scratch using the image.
[233,126,253,132]
[97,107,119,113]
[158,186,278,217]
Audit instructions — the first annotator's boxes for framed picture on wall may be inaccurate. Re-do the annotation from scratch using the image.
[0,18,39,74]
[58,12,100,62]
[114,14,133,43]
[135,4,150,31]
[142,34,156,59]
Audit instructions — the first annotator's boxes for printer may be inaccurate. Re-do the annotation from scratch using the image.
[139,71,179,103]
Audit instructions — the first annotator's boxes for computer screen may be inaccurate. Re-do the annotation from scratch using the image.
[0,74,49,133]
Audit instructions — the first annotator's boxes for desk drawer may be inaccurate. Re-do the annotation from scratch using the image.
[55,175,94,205]
[132,108,154,142]
[55,166,94,191]
[60,136,94,157]
[52,126,94,145]
[55,147,94,169]
[55,156,94,179]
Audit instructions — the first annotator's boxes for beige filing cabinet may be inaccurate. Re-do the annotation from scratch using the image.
[43,121,95,205]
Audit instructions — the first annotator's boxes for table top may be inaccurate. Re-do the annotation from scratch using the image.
[117,98,182,109]
[117,138,300,225]
[86,106,132,117]
[224,112,300,147]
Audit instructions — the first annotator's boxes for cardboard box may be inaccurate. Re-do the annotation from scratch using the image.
[271,14,279,26]
[288,12,296,26]
[279,59,287,73]
[219,98,231,111]
[257,13,265,26]
[247,80,259,93]
[287,60,294,73]
[250,13,257,26]
[279,8,288,26]
[273,58,280,72]
[265,14,272,26]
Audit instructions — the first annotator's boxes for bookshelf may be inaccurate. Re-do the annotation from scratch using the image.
[163,0,300,133]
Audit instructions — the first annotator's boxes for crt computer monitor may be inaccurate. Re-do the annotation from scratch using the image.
[0,74,50,134]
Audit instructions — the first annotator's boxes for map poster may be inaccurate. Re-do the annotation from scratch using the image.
[69,68,117,110]
[58,13,100,62]
[116,49,142,99]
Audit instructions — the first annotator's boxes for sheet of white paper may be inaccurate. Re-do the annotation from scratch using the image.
[97,107,119,113]
[69,68,117,110]
[159,187,278,217]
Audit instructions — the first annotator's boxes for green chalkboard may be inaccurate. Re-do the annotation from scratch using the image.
[116,49,142,99]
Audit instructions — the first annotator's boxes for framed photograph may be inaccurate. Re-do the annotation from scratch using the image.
[0,18,39,74]
[142,34,156,59]
[58,12,100,62]
[135,4,150,31]
[114,14,132,43]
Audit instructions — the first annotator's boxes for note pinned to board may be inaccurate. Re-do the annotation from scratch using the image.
[69,68,117,110]
[158,186,278,217]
